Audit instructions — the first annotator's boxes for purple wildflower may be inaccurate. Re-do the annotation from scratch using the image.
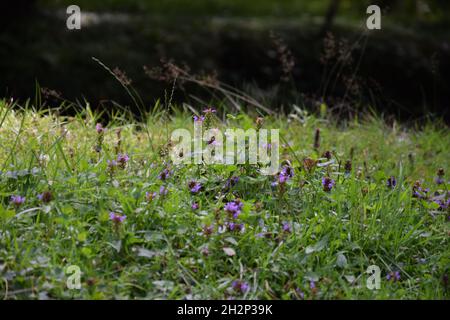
[386,271,401,282]
[96,123,105,134]
[193,115,205,123]
[295,288,305,300]
[231,280,250,293]
[159,186,168,196]
[188,180,202,194]
[158,168,171,181]
[117,153,130,168]
[146,191,157,202]
[282,222,291,233]
[224,200,244,218]
[109,212,126,224]
[309,280,316,289]
[322,176,335,192]
[11,195,25,207]
[435,168,445,185]
[203,107,217,114]
[191,202,199,210]
[107,159,118,170]
[228,222,244,232]
[224,176,240,190]
[387,176,397,189]
[37,191,53,203]
[202,225,214,236]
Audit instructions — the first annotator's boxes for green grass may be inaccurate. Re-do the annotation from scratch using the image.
[0,99,448,299]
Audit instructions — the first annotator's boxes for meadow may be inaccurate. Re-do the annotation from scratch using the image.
[0,99,448,299]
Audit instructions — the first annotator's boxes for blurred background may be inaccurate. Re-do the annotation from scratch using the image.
[1,0,449,120]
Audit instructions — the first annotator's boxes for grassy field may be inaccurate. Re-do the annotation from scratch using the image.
[0,99,448,299]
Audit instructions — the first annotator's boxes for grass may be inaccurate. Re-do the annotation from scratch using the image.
[0,99,448,300]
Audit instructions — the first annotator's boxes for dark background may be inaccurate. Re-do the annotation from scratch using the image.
[1,0,449,120]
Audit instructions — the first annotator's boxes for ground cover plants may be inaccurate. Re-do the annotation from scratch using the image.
[0,99,448,299]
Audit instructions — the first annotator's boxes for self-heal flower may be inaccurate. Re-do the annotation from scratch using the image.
[109,212,126,224]
[282,222,291,233]
[188,180,202,194]
[435,168,445,185]
[146,191,157,202]
[231,280,250,293]
[228,222,244,232]
[96,123,105,134]
[224,200,244,218]
[159,186,168,196]
[107,159,118,170]
[37,191,53,203]
[387,176,397,189]
[386,271,401,282]
[193,115,205,123]
[158,168,171,181]
[191,202,199,210]
[11,195,25,207]
[322,177,335,192]
[203,107,217,114]
[117,153,129,168]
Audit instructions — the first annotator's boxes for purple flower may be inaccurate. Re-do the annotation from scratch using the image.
[203,108,216,114]
[159,186,168,196]
[202,225,214,236]
[295,288,305,300]
[386,271,401,282]
[387,176,397,189]
[224,176,240,190]
[282,222,291,233]
[322,177,335,192]
[11,195,25,207]
[193,115,205,123]
[228,222,244,232]
[146,191,157,202]
[117,153,130,168]
[309,280,316,289]
[436,168,445,185]
[107,159,118,170]
[231,280,250,293]
[188,181,202,194]
[96,123,105,134]
[224,200,244,218]
[109,212,126,223]
[191,202,199,210]
[158,168,171,181]
[37,191,53,203]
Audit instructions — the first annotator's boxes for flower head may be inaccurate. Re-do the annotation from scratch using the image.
[107,159,118,171]
[387,176,397,189]
[435,168,445,185]
[193,115,205,123]
[386,271,401,282]
[282,221,291,233]
[117,153,130,168]
[191,202,199,210]
[159,186,168,196]
[37,191,53,203]
[109,212,126,224]
[158,168,171,181]
[188,180,202,194]
[146,191,157,202]
[231,280,250,293]
[224,200,244,218]
[322,177,335,192]
[11,195,25,207]
[96,123,105,134]
[203,107,216,114]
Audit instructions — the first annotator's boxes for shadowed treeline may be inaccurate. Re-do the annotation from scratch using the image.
[1,0,449,120]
